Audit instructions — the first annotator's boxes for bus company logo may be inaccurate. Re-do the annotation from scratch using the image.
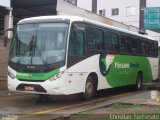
[17,73,28,77]
[115,62,139,69]
[115,62,130,69]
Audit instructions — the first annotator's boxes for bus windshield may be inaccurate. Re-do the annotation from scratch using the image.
[9,23,68,65]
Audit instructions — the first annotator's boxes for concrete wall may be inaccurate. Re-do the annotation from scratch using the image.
[57,0,138,33]
[0,0,10,7]
[98,0,139,27]
[0,38,9,89]
[147,0,160,7]
[77,0,92,11]
[77,0,160,28]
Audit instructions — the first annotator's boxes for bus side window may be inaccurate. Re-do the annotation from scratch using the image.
[105,31,112,51]
[86,28,96,49]
[131,37,139,54]
[119,34,126,53]
[112,33,119,52]
[77,31,85,56]
[125,36,131,53]
[68,29,85,56]
[140,40,146,55]
[145,41,150,56]
[105,31,119,53]
[154,41,158,57]
[68,29,75,56]
[96,30,103,50]
[150,41,154,57]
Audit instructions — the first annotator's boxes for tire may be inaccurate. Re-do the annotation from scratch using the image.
[136,73,142,90]
[83,76,96,100]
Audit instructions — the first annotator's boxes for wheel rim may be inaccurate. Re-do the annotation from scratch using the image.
[86,81,94,97]
[137,75,141,89]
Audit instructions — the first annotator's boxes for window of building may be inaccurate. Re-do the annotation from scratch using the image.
[112,8,119,16]
[126,6,136,16]
[99,9,106,17]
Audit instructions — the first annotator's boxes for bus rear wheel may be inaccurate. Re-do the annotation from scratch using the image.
[83,76,96,100]
[136,73,143,90]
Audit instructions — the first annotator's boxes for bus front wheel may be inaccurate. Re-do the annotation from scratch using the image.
[83,76,96,100]
[136,73,143,90]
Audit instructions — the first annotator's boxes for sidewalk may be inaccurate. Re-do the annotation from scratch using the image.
[0,89,9,96]
[63,91,160,120]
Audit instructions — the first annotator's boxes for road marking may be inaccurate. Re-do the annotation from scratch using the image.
[18,91,139,119]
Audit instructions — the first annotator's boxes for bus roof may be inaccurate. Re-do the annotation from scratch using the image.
[18,15,156,41]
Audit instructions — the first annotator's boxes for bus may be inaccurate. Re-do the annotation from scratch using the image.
[8,16,159,100]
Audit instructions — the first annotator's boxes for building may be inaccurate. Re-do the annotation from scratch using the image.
[0,0,11,36]
[69,0,160,42]
[0,0,12,89]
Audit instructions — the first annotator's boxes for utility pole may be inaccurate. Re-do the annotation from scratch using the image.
[139,0,146,34]
[92,0,97,13]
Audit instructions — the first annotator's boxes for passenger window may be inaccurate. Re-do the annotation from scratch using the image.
[96,30,103,50]
[154,41,158,57]
[105,31,112,51]
[119,35,131,53]
[131,37,139,54]
[112,33,119,52]
[140,40,146,55]
[87,28,96,49]
[105,31,118,52]
[119,35,126,53]
[87,27,103,50]
[77,31,85,56]
[125,36,131,53]
[145,41,150,56]
[68,29,75,56]
[68,29,85,56]
[150,41,154,57]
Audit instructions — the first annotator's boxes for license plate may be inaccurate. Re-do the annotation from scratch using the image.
[25,86,35,91]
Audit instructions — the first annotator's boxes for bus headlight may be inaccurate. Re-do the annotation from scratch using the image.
[49,71,64,81]
[8,71,15,79]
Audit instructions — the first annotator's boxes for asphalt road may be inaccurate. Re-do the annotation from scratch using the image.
[0,87,150,120]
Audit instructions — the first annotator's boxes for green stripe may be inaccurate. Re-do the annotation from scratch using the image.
[106,54,153,87]
[16,69,60,81]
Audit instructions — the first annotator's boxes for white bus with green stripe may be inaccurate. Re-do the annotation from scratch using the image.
[8,16,159,99]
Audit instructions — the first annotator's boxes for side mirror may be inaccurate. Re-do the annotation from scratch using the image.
[3,28,14,47]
